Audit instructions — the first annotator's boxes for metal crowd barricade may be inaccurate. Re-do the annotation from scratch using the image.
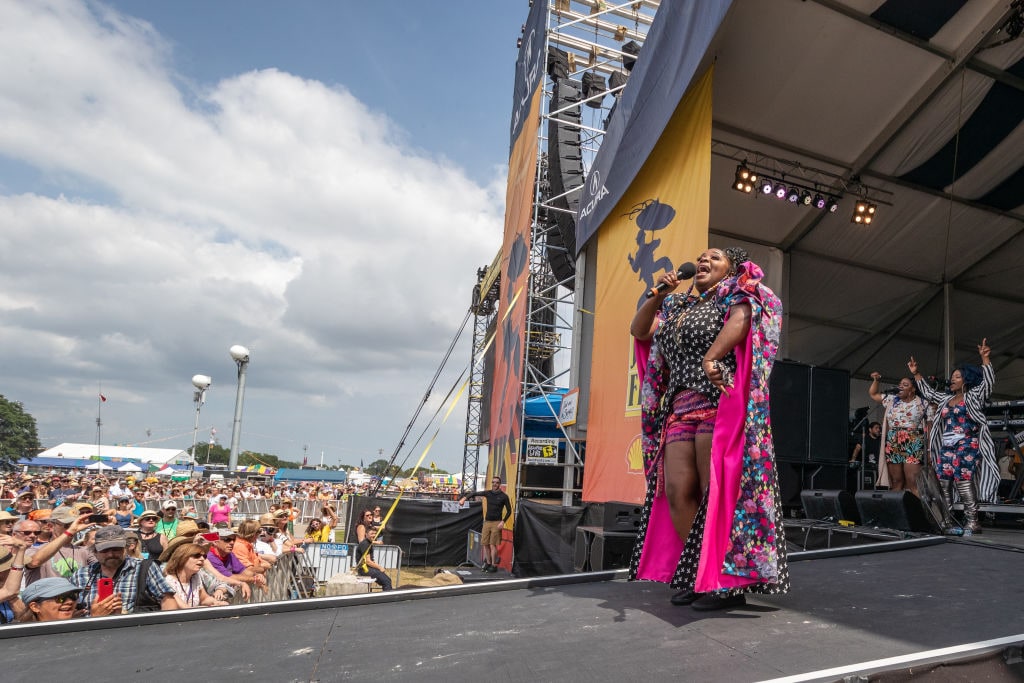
[227,550,318,604]
[304,542,402,587]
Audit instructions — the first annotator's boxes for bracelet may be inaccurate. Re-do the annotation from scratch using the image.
[10,566,24,571]
[64,530,74,537]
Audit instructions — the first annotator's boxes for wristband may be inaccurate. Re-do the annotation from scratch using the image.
[64,530,74,537]
[10,566,24,571]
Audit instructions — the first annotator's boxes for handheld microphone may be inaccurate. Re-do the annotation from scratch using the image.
[645,262,697,299]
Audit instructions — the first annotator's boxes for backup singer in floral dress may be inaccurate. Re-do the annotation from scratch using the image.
[909,340,996,535]
[628,247,788,611]
[866,373,930,498]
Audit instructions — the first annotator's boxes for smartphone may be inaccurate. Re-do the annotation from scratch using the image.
[96,577,114,602]
[88,513,108,524]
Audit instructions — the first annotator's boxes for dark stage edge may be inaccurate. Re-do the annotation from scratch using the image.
[3,539,1024,682]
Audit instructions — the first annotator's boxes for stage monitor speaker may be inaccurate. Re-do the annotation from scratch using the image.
[590,533,635,571]
[573,527,593,572]
[854,490,939,533]
[800,489,860,524]
[602,501,642,532]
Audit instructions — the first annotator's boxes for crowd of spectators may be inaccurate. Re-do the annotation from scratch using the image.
[0,470,351,625]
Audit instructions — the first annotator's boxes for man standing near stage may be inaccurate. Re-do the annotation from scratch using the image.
[458,477,512,573]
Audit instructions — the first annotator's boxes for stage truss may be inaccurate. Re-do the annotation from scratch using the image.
[462,1,661,504]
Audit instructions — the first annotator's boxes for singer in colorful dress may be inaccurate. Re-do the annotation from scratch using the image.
[628,247,789,611]
[908,340,997,535]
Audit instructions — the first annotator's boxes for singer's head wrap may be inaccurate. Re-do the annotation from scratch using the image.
[954,363,983,389]
[722,246,750,274]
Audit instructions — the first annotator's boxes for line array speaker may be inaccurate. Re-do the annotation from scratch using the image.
[546,68,582,285]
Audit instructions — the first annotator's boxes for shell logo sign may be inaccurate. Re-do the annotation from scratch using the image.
[626,435,644,474]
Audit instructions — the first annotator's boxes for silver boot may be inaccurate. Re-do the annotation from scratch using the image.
[955,479,982,534]
[938,479,953,511]
[936,478,957,533]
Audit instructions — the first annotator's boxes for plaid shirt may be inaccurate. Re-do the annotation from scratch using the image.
[70,557,174,616]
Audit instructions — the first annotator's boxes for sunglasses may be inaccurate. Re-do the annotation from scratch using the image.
[16,530,41,536]
[189,552,205,559]
[45,595,77,605]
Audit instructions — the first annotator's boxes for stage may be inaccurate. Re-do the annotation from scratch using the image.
[3,530,1024,682]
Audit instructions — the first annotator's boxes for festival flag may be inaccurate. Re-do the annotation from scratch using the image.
[99,394,107,402]
[430,461,437,470]
[302,455,308,466]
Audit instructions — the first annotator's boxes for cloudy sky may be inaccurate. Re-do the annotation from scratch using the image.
[0,0,530,472]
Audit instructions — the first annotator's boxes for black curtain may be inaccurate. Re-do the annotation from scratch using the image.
[512,499,591,577]
[347,495,481,567]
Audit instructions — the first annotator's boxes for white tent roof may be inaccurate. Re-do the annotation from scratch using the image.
[700,0,1024,399]
[84,461,112,471]
[39,443,191,466]
[116,462,144,473]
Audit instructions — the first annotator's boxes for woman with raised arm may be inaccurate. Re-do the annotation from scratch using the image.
[866,372,929,497]
[628,247,788,611]
[908,339,997,535]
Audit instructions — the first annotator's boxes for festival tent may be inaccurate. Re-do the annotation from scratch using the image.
[697,0,1024,398]
[116,462,144,473]
[38,443,191,467]
[84,461,113,471]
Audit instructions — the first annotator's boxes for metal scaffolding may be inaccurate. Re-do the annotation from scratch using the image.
[465,1,661,505]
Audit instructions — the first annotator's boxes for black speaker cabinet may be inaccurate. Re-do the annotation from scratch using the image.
[602,501,642,532]
[590,533,635,571]
[770,361,849,463]
[800,489,860,524]
[855,490,939,533]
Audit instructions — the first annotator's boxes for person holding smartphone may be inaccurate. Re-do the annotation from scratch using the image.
[69,526,177,616]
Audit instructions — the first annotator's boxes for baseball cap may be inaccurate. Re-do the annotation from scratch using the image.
[216,528,238,539]
[93,526,128,551]
[161,500,178,510]
[21,577,81,605]
[49,507,78,525]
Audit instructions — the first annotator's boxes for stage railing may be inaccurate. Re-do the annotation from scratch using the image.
[303,542,402,586]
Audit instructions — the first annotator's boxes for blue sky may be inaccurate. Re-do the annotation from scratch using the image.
[0,0,535,473]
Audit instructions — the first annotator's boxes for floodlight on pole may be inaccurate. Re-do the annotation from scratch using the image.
[228,345,250,472]
[189,374,211,472]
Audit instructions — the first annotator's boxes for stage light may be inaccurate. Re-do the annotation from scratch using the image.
[786,186,800,203]
[733,163,755,193]
[760,178,774,195]
[826,198,839,213]
[852,199,876,224]
[775,183,788,200]
[813,194,826,210]
[799,189,813,206]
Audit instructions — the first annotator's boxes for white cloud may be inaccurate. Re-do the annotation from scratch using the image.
[0,0,503,469]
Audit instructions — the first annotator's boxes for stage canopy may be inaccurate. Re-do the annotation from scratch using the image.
[689,0,1024,396]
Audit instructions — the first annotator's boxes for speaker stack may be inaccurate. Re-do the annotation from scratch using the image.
[770,361,851,509]
[574,502,640,572]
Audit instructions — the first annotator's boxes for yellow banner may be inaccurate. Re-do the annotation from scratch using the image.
[582,67,714,503]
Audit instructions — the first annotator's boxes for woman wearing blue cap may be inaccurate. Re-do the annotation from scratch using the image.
[20,577,82,622]
[909,338,996,535]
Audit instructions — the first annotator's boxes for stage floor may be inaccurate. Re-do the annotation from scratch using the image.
[4,532,1024,682]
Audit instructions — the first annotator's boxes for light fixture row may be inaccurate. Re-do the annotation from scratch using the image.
[732,163,880,224]
[732,164,839,213]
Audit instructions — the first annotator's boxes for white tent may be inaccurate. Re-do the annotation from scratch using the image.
[153,467,178,477]
[116,462,144,473]
[85,461,112,471]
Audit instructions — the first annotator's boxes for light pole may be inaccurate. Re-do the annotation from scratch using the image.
[189,375,212,474]
[228,345,250,472]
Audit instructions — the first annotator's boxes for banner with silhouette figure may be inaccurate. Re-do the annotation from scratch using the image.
[582,67,714,503]
[488,0,545,517]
